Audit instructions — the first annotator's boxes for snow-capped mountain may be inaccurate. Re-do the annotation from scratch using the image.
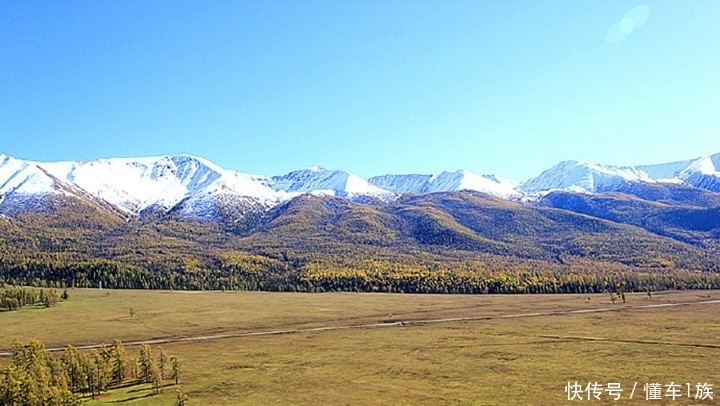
[270,167,396,202]
[0,154,67,197]
[3,151,720,221]
[0,154,285,218]
[369,170,519,198]
[519,161,650,193]
[520,153,720,194]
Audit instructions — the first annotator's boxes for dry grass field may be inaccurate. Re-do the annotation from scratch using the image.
[2,289,719,405]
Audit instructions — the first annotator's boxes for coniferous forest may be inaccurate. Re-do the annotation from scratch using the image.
[1,191,720,295]
[0,337,180,405]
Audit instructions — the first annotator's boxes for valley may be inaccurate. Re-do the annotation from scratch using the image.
[2,289,719,405]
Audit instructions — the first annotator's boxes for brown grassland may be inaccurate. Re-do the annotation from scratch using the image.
[2,289,719,405]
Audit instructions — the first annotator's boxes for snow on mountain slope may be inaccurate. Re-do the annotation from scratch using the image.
[173,166,289,220]
[4,151,720,218]
[430,171,519,198]
[1,154,286,217]
[39,155,215,214]
[42,155,285,216]
[679,154,720,177]
[367,174,433,194]
[677,153,720,192]
[635,159,694,181]
[270,167,396,201]
[369,170,520,198]
[518,161,650,193]
[520,153,720,194]
[0,154,66,197]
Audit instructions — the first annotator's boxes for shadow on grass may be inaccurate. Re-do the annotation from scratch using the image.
[127,385,151,394]
[111,392,156,403]
[108,380,144,390]
[95,382,177,403]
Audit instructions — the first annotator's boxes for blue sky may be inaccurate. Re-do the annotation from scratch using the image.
[1,1,719,181]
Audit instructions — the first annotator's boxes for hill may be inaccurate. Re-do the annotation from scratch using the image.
[2,188,720,295]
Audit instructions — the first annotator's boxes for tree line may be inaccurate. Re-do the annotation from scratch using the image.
[0,338,181,406]
[1,288,65,311]
[2,255,720,294]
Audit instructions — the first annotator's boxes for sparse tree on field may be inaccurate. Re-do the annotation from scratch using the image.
[91,348,111,393]
[129,356,139,380]
[111,339,127,385]
[152,363,162,394]
[139,344,156,383]
[89,350,104,395]
[158,347,168,380]
[175,389,189,406]
[170,356,180,385]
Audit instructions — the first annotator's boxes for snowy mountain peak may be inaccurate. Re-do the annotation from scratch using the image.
[519,160,648,194]
[0,155,65,197]
[681,154,720,177]
[37,155,227,214]
[369,170,519,198]
[0,154,284,217]
[4,151,720,219]
[270,168,395,201]
[521,153,720,194]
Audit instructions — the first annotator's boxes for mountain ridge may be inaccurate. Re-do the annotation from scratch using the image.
[2,152,720,220]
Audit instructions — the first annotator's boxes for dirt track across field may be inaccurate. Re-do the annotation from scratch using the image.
[3,298,718,357]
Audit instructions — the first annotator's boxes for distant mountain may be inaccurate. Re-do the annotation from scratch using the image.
[0,154,285,218]
[520,153,720,194]
[270,167,396,202]
[3,151,720,223]
[6,150,720,296]
[369,170,519,198]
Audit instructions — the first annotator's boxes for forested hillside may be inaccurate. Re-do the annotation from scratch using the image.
[1,190,720,294]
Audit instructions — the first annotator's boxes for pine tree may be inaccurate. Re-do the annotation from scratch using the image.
[1,339,80,405]
[111,339,127,385]
[61,345,85,394]
[170,356,181,385]
[138,344,156,383]
[175,389,189,406]
[90,349,110,394]
[0,364,24,405]
[152,363,162,395]
[158,347,168,380]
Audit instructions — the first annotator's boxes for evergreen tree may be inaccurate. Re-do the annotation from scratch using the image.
[90,349,110,394]
[138,344,156,383]
[170,356,181,385]
[175,389,189,406]
[158,346,168,380]
[0,339,79,406]
[60,345,85,394]
[111,339,127,385]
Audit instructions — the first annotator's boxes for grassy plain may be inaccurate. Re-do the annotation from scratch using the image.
[2,289,719,405]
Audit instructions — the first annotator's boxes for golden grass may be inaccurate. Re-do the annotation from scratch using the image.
[2,289,719,405]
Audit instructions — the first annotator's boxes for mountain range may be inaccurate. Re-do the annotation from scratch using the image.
[2,152,719,219]
[2,151,720,292]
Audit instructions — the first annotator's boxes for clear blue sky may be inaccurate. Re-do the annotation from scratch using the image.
[1,1,719,181]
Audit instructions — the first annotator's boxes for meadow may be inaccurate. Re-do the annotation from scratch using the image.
[2,289,719,405]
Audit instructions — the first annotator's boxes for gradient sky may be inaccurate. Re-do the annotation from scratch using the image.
[1,1,719,181]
